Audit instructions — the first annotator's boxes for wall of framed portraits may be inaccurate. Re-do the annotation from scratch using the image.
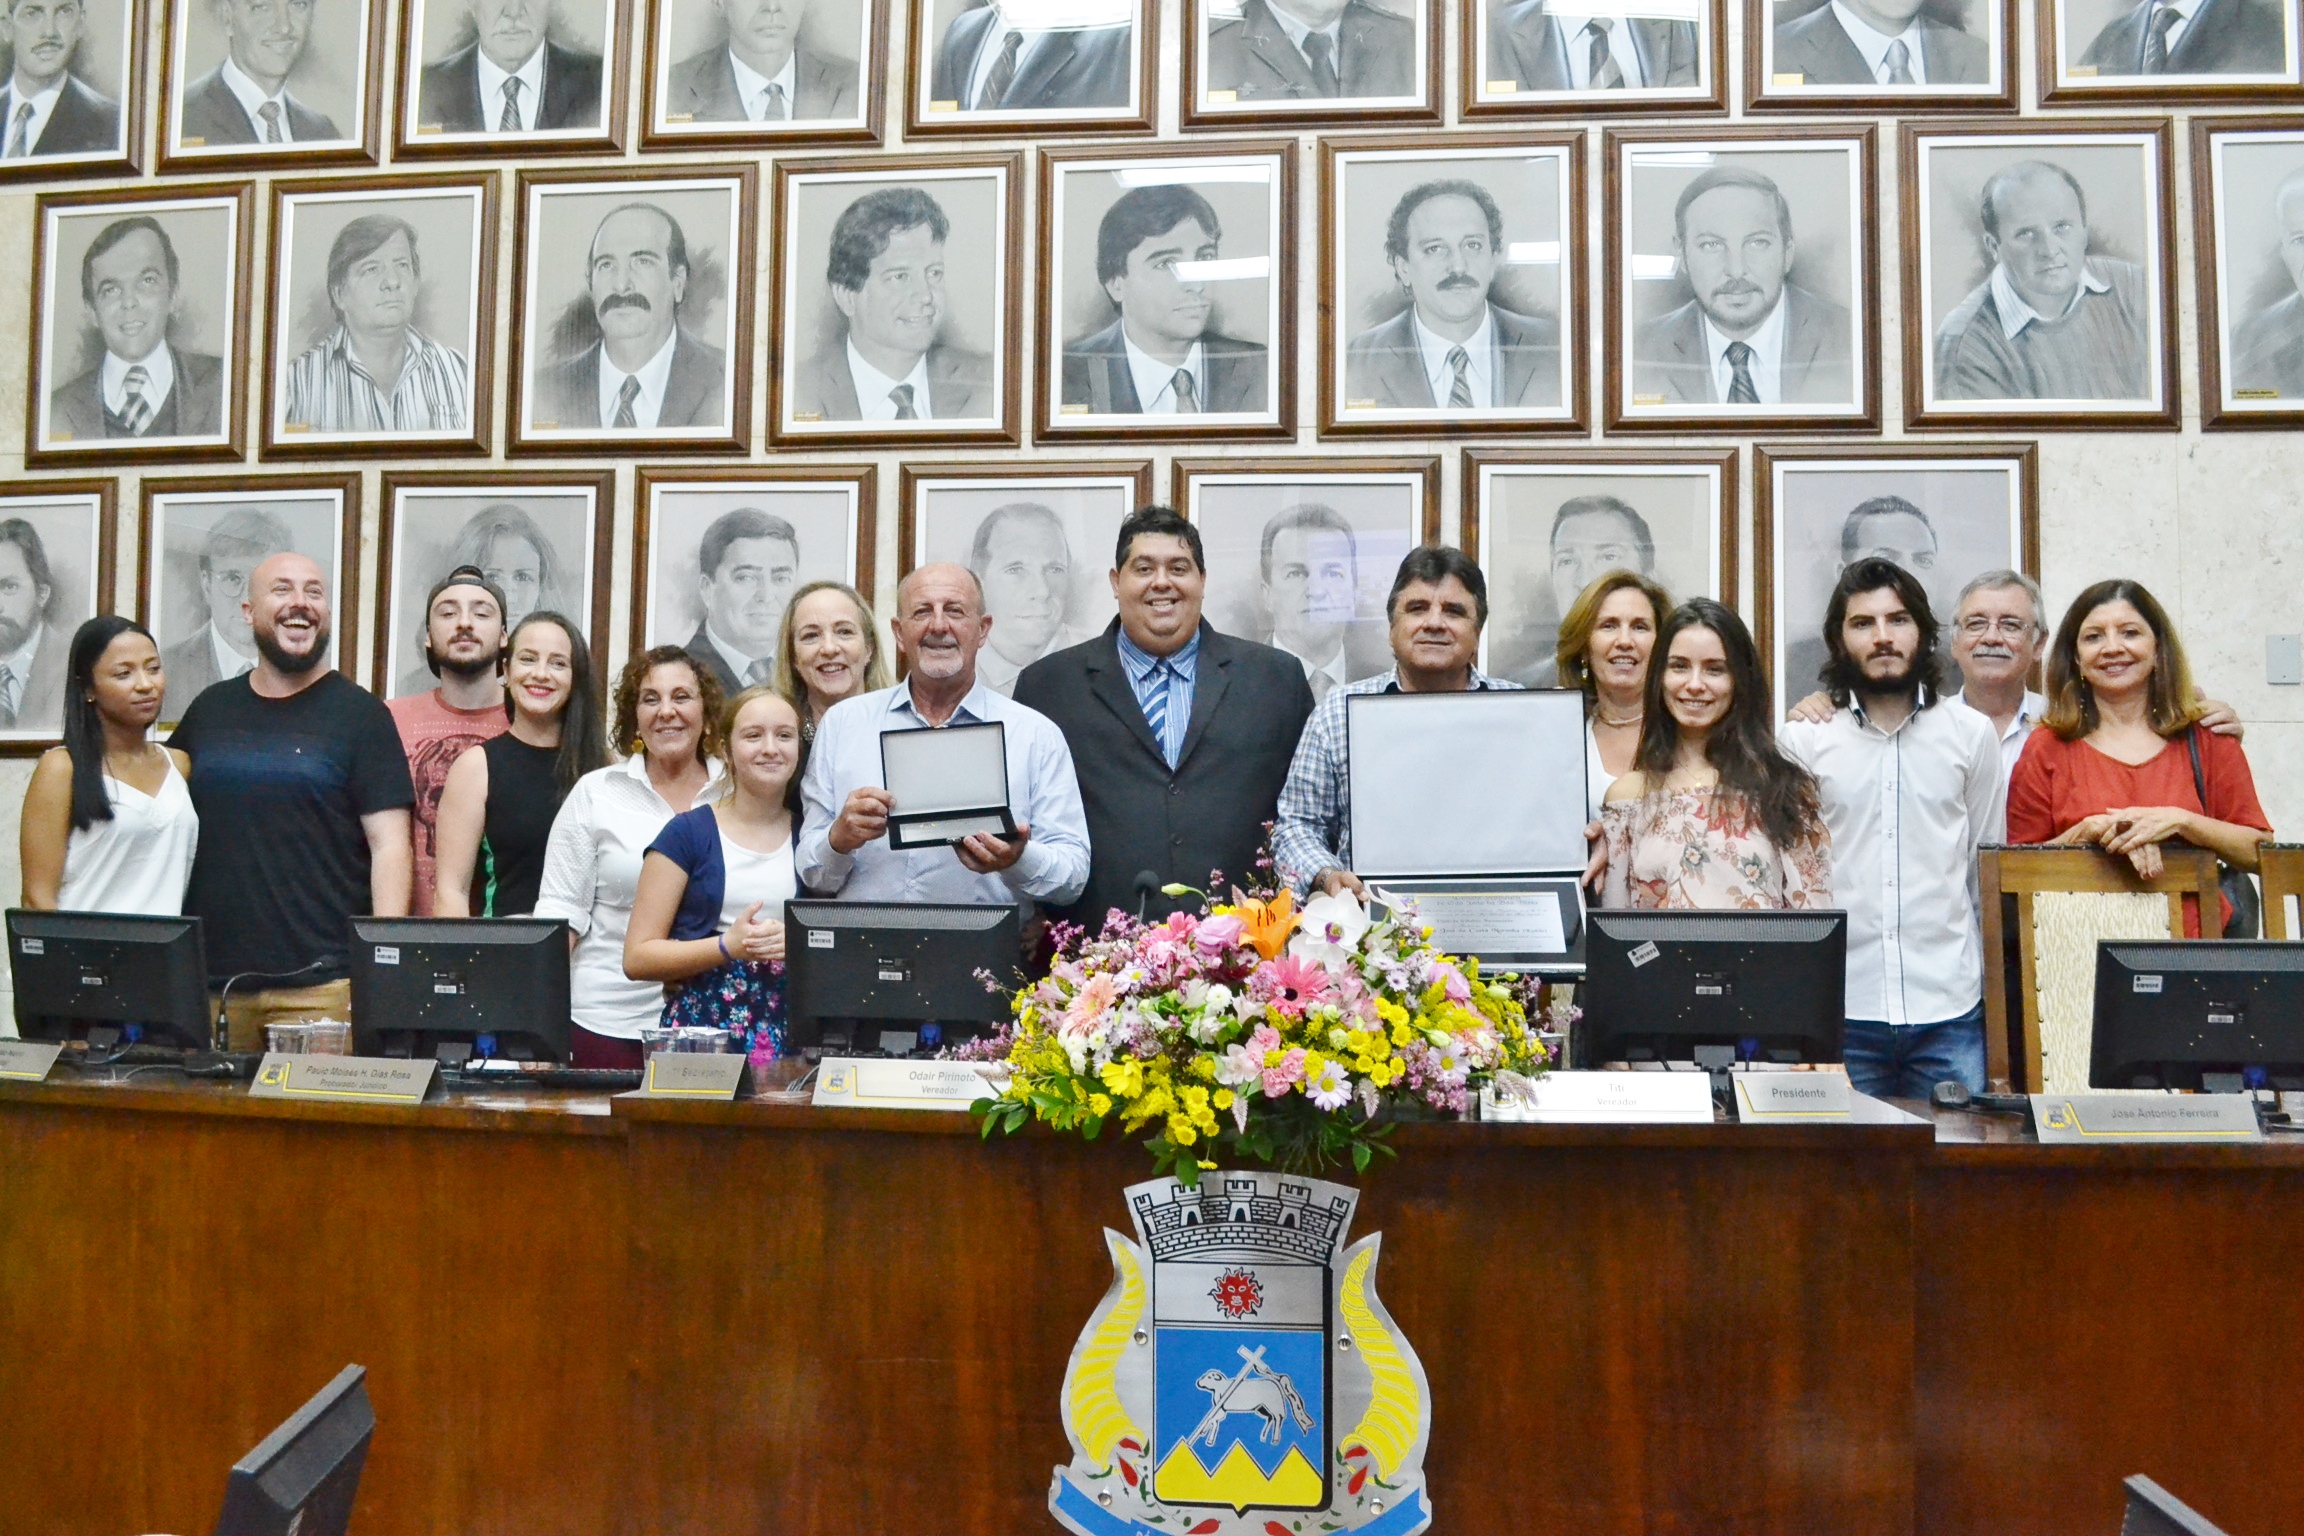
[0,0,2300,967]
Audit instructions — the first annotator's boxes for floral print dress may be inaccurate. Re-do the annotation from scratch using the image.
[1599,786,1832,911]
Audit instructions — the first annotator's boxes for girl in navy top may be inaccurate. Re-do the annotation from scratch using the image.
[623,686,802,1061]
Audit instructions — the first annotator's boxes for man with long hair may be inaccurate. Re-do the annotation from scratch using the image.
[1779,556,2001,1098]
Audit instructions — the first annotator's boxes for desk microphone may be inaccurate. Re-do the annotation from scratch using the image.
[1134,870,1162,921]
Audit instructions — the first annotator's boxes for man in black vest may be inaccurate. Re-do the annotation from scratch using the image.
[1015,504,1314,931]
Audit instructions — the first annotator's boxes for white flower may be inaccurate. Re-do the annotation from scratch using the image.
[1204,983,1234,1012]
[1432,1037,1469,1084]
[1288,891,1372,970]
[1215,1040,1263,1089]
[1306,1057,1352,1110]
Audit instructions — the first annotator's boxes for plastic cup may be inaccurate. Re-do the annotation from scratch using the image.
[305,1022,351,1056]
[265,1022,313,1055]
[639,1025,678,1057]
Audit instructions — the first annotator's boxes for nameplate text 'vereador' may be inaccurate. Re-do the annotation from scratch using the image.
[0,1041,63,1081]
[626,1052,748,1100]
[1733,1072,1852,1122]
[812,1056,1008,1112]
[247,1054,438,1104]
[2031,1093,2262,1143]
[1482,1070,1714,1124]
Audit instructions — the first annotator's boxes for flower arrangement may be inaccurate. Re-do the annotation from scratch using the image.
[966,874,1550,1187]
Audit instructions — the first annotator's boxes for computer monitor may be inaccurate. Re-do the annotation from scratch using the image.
[212,1364,373,1536]
[2092,941,2304,1092]
[349,918,571,1062]
[1581,910,1848,1068]
[784,900,1020,1051]
[2119,1475,2228,1536]
[6,909,211,1048]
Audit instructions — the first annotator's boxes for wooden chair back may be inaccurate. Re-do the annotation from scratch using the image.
[2258,845,2304,941]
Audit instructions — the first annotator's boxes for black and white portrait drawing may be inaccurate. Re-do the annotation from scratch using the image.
[144,483,344,719]
[2049,0,2297,90]
[165,0,375,159]
[0,490,105,741]
[914,0,1142,126]
[649,0,869,137]
[1758,0,2001,98]
[2196,125,2304,418]
[382,482,597,697]
[1474,0,1713,108]
[643,477,862,695]
[1193,0,1427,117]
[0,0,135,169]
[1470,459,1725,688]
[401,0,616,147]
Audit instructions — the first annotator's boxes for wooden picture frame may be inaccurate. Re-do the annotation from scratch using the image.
[1745,0,2018,113]
[1463,0,1728,119]
[1461,446,1737,688]
[1038,140,1298,444]
[508,163,757,456]
[904,0,1155,139]
[373,469,615,702]
[392,0,631,160]
[0,0,148,184]
[260,171,498,460]
[1181,0,1443,130]
[2039,0,2304,106]
[1900,118,2180,431]
[1754,440,2037,710]
[1604,124,1880,433]
[158,0,385,171]
[640,0,885,150]
[2191,115,2304,428]
[769,151,1023,450]
[28,180,255,468]
[1318,130,1586,437]
[0,478,119,754]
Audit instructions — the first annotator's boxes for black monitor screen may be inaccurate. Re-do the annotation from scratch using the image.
[2092,941,2304,1091]
[1582,909,1848,1067]
[6,909,209,1048]
[349,918,571,1062]
[785,901,1020,1044]
[212,1364,373,1536]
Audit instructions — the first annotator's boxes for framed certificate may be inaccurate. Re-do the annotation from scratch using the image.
[881,720,1014,848]
[1345,689,1587,876]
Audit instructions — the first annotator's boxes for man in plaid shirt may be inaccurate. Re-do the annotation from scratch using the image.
[1273,544,1519,898]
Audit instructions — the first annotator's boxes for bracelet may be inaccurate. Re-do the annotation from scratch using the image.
[718,933,731,961]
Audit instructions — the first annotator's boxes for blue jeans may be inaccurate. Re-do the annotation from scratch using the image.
[1842,1005,1985,1100]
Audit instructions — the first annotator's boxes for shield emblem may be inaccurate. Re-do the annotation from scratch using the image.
[1151,1257,1327,1511]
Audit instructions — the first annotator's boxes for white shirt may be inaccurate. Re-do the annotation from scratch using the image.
[534,754,726,1037]
[725,46,796,120]
[1412,308,1496,408]
[1548,10,1648,87]
[1264,2,1343,72]
[1780,697,2005,1026]
[717,833,799,927]
[1702,295,1787,404]
[207,621,257,683]
[101,345,176,416]
[59,756,200,915]
[796,678,1091,909]
[596,327,678,430]
[845,337,935,421]
[1584,717,1616,825]
[0,77,63,157]
[219,55,300,141]
[1122,329,1206,415]
[1988,260,2113,341]
[1953,687,2046,792]
[705,620,769,687]
[965,12,1057,106]
[474,41,547,131]
[1828,0,1929,83]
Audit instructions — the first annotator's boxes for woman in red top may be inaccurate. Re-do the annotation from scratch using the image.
[2006,580,2271,935]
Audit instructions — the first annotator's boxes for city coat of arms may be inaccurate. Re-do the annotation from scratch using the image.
[1049,1172,1432,1536]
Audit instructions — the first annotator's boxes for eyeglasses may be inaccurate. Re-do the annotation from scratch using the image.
[1957,617,2036,637]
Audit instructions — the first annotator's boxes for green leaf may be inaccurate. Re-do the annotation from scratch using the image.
[1351,1140,1372,1173]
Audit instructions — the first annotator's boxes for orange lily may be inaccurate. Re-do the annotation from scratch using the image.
[1233,890,1298,961]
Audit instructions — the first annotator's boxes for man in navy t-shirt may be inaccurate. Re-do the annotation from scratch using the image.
[171,552,414,1050]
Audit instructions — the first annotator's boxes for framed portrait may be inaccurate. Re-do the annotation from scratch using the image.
[1172,456,1440,698]
[899,461,1151,695]
[0,0,145,181]
[510,166,756,455]
[0,480,116,751]
[394,0,628,157]
[2192,117,2304,427]
[374,471,611,701]
[1755,442,2037,710]
[1464,0,1725,117]
[1902,120,2179,430]
[1461,448,1734,689]
[137,471,359,721]
[1040,142,1295,442]
[633,466,875,696]
[905,0,1153,137]
[1746,0,2015,110]
[2041,0,2303,103]
[641,0,882,147]
[1606,126,1879,432]
[159,0,383,169]
[1320,133,1584,436]
[1182,0,1440,127]
[770,153,1021,448]
[28,182,253,467]
[262,173,497,459]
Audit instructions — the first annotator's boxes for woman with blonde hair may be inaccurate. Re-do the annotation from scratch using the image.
[771,580,890,743]
[1556,569,1674,822]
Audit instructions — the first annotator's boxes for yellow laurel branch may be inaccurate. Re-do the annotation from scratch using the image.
[1337,1245,1421,1480]
[1064,1232,1147,1467]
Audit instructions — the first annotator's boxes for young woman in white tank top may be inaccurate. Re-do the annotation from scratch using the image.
[18,618,199,915]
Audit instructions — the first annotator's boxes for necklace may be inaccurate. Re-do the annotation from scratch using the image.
[1594,706,1643,729]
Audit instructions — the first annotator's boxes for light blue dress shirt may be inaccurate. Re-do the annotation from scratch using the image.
[796,677,1092,908]
[1114,627,1199,769]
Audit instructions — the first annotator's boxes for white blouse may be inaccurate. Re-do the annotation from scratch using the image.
[58,755,199,915]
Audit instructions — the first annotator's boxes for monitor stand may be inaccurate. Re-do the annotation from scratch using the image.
[1693,1043,1736,1110]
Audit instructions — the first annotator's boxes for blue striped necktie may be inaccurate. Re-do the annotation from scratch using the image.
[1141,659,1173,765]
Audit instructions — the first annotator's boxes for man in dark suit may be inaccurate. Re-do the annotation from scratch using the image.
[930,1,1132,110]
[1062,183,1268,415]
[0,519,69,733]
[160,508,292,720]
[1345,178,1559,411]
[2234,166,2304,399]
[1486,0,1699,91]
[0,0,123,156]
[1772,0,1989,84]
[1015,504,1314,930]
[1205,0,1415,101]
[539,202,727,431]
[1631,164,1853,407]
[48,216,226,444]
[666,0,857,120]
[2081,0,2286,76]
[177,0,341,145]
[683,506,800,695]
[791,186,995,422]
[417,0,602,132]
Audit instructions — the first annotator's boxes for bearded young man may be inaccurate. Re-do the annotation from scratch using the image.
[387,564,508,915]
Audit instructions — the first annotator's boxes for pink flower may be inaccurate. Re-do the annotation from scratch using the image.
[1261,1047,1306,1099]
[1253,955,1334,1017]
[1194,914,1246,953]
[1061,973,1118,1040]
[1428,961,1471,1004]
